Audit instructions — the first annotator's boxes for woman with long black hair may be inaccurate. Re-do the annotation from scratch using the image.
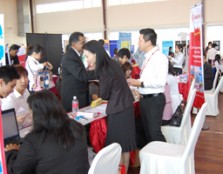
[83,40,136,173]
[5,90,89,174]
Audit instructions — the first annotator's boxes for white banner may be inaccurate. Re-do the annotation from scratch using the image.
[0,14,5,66]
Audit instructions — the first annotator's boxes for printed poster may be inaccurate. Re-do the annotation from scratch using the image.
[189,3,204,108]
[162,40,173,56]
[0,14,5,66]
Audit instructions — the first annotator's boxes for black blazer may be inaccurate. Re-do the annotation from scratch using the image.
[5,53,20,65]
[204,62,213,90]
[61,48,96,111]
[99,60,134,115]
[6,120,89,174]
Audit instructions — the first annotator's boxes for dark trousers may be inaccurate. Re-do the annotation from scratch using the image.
[140,93,166,143]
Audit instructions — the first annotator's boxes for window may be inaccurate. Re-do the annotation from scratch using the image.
[108,0,168,6]
[36,0,101,14]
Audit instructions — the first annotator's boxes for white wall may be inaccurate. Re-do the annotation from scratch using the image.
[0,0,26,45]
[2,0,223,49]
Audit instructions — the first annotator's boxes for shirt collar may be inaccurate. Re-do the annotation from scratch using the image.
[145,46,159,58]
[72,48,81,57]
[13,89,23,99]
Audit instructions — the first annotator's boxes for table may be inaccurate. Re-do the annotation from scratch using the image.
[178,81,204,108]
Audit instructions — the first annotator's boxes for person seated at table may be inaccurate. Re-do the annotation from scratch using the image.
[5,90,89,174]
[162,83,173,125]
[5,44,20,65]
[117,48,131,65]
[203,54,214,90]
[167,61,182,114]
[1,65,32,129]
[214,54,223,75]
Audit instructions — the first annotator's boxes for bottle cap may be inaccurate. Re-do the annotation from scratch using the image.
[73,96,77,100]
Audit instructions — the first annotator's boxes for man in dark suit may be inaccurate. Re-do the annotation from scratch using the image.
[61,32,96,112]
[203,54,213,90]
[5,44,20,65]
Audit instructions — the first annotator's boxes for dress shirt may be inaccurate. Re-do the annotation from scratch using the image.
[207,48,217,60]
[1,89,31,128]
[171,52,184,69]
[25,56,44,91]
[138,47,168,95]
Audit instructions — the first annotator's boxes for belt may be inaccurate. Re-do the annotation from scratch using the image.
[141,93,163,99]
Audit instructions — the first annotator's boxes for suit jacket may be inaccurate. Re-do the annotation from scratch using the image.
[204,62,213,90]
[6,120,89,174]
[5,53,20,65]
[61,48,96,111]
[99,60,134,115]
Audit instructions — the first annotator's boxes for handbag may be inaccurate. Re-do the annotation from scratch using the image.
[168,103,184,127]
[28,62,55,91]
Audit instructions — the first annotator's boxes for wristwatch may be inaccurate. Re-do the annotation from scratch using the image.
[140,82,144,88]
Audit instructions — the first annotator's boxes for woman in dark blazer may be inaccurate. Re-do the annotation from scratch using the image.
[83,40,136,173]
[5,90,89,174]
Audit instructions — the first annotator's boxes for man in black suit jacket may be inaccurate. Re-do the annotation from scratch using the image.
[61,32,96,112]
[203,54,213,90]
[5,44,20,65]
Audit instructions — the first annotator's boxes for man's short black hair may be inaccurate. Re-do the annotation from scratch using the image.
[139,28,157,46]
[117,48,131,59]
[0,66,20,84]
[69,32,84,46]
[9,44,20,51]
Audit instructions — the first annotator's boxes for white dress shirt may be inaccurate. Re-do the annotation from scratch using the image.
[138,47,168,95]
[1,89,32,128]
[26,56,44,91]
[207,47,217,60]
[171,52,184,69]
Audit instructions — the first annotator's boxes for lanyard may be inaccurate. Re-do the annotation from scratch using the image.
[140,49,159,75]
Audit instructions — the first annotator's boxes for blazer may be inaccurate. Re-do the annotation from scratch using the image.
[99,60,134,115]
[5,53,20,65]
[204,62,213,90]
[6,120,89,174]
[61,47,96,111]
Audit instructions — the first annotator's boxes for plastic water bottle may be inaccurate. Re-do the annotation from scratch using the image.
[72,96,79,118]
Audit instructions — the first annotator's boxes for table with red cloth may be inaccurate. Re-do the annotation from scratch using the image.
[89,101,141,166]
[178,81,204,108]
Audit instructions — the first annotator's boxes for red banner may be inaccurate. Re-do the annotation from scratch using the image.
[189,3,205,108]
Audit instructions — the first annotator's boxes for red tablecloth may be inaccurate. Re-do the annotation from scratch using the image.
[89,101,141,165]
[178,82,204,108]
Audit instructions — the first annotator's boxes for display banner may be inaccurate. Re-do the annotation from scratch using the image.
[0,14,7,174]
[118,32,131,50]
[189,3,204,108]
[0,14,5,66]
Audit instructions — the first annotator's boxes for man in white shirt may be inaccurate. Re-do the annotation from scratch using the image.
[2,65,32,129]
[207,43,217,65]
[127,28,168,143]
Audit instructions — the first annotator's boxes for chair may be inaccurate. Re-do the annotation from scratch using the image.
[88,143,122,174]
[161,89,196,145]
[187,79,195,103]
[204,76,223,116]
[139,103,207,174]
